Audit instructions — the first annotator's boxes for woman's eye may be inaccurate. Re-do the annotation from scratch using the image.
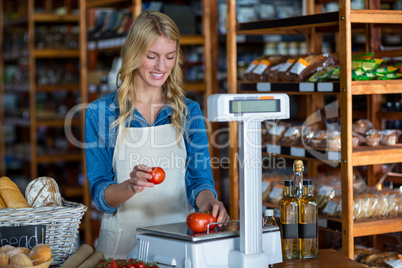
[167,56,175,60]
[147,56,156,59]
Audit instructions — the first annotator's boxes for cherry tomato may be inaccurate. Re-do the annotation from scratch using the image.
[136,262,146,268]
[149,167,165,184]
[127,264,136,268]
[186,212,217,233]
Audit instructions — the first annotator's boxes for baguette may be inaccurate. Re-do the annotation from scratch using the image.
[0,196,6,208]
[0,177,30,209]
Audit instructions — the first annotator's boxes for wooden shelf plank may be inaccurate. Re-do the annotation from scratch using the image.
[352,80,402,95]
[180,35,205,45]
[237,12,339,35]
[86,0,131,8]
[353,216,402,237]
[376,111,402,120]
[33,49,80,58]
[238,82,340,94]
[352,144,402,166]
[37,119,81,127]
[350,10,402,24]
[37,153,83,163]
[4,50,29,61]
[32,14,80,23]
[183,81,206,93]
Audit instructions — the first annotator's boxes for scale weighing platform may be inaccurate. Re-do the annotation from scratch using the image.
[127,94,290,268]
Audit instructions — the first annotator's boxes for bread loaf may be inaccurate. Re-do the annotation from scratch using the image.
[29,244,52,265]
[0,252,9,267]
[9,253,33,267]
[25,177,62,208]
[0,196,6,208]
[0,177,30,209]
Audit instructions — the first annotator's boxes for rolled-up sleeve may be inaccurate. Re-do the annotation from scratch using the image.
[184,101,217,210]
[85,102,118,214]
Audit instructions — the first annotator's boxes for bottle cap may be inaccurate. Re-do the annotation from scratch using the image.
[264,209,274,217]
[293,160,304,173]
[284,180,293,186]
[303,179,312,185]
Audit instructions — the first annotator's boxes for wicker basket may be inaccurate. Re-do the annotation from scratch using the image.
[0,200,87,266]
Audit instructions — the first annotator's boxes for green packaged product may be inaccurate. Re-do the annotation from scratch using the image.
[354,71,378,81]
[375,66,398,74]
[352,58,384,71]
[307,65,337,82]
[377,72,402,80]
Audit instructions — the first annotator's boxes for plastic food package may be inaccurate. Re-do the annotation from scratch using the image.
[379,129,401,145]
[268,123,289,144]
[365,129,381,147]
[267,180,286,205]
[327,131,341,150]
[281,125,302,145]
[310,130,327,148]
[285,53,336,82]
[353,119,374,134]
[301,123,319,145]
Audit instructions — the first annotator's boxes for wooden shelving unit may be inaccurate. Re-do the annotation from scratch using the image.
[1,0,90,243]
[226,0,402,259]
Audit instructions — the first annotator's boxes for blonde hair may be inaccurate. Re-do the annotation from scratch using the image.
[112,11,187,144]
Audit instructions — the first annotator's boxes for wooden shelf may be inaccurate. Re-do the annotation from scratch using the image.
[86,0,132,8]
[33,49,80,58]
[183,81,206,93]
[35,84,81,92]
[5,117,81,127]
[226,0,402,259]
[4,84,30,92]
[353,216,402,237]
[237,10,402,36]
[237,80,402,95]
[37,153,82,163]
[181,35,205,45]
[32,14,80,23]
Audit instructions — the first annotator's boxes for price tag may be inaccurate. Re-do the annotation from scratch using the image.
[299,83,314,92]
[257,83,271,92]
[323,200,338,215]
[262,181,270,192]
[267,145,281,154]
[318,218,328,228]
[328,151,341,162]
[386,259,402,268]
[290,147,305,157]
[318,186,334,196]
[317,82,334,92]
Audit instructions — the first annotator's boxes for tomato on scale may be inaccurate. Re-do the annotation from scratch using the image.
[149,167,165,184]
[186,212,218,233]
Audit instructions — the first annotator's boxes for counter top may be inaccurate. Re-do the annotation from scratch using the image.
[275,249,365,268]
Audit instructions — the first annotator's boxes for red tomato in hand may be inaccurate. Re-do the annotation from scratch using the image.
[149,167,165,184]
[186,212,217,233]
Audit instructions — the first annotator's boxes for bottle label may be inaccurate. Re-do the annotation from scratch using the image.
[299,223,317,239]
[281,223,298,239]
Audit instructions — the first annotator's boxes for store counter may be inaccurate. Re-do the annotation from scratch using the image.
[276,249,365,268]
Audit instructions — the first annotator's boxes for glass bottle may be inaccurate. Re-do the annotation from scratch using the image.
[293,159,304,199]
[263,208,277,226]
[299,179,318,259]
[280,180,299,260]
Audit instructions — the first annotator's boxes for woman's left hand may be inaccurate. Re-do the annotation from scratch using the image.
[195,190,230,226]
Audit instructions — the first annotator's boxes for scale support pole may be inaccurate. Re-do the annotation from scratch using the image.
[228,119,268,267]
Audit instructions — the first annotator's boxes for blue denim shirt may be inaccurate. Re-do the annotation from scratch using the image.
[84,92,217,214]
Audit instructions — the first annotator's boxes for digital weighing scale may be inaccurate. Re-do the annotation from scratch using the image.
[127,93,290,268]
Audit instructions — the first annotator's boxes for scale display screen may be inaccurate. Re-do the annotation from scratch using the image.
[230,99,280,114]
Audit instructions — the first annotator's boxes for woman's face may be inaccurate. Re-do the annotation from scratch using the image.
[135,36,177,91]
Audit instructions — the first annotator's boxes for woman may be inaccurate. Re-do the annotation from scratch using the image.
[85,11,229,259]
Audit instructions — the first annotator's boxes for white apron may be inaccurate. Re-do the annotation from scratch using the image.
[96,124,194,259]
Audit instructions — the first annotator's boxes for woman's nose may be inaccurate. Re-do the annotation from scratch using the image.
[155,58,166,71]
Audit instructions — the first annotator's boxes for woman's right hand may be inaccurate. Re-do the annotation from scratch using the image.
[128,164,155,193]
